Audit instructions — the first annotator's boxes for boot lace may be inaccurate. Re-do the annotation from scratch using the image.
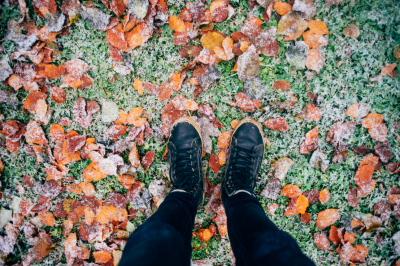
[229,146,254,190]
[173,147,198,192]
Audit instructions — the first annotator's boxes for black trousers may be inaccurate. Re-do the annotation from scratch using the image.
[119,191,315,266]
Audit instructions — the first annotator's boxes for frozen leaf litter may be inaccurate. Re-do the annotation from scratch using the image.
[0,0,399,264]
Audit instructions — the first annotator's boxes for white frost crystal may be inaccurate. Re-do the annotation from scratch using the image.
[80,6,112,31]
[101,98,119,123]
[309,149,329,173]
[0,208,12,229]
[10,197,21,214]
[99,158,117,176]
[0,60,13,82]
[149,179,168,207]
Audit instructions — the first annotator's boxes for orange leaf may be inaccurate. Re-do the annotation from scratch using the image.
[263,117,289,132]
[218,150,226,165]
[362,113,383,129]
[106,23,128,50]
[38,211,55,226]
[295,194,309,214]
[281,184,302,198]
[305,49,325,72]
[274,1,292,16]
[273,80,291,91]
[50,124,65,143]
[209,154,220,173]
[316,209,340,229]
[129,142,140,167]
[168,16,186,32]
[125,23,153,50]
[79,182,95,196]
[303,31,328,49]
[308,20,329,35]
[319,189,330,204]
[133,79,144,95]
[217,131,232,149]
[241,18,262,38]
[93,251,112,264]
[26,120,48,147]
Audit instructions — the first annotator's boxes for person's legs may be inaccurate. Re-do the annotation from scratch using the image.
[225,192,315,266]
[118,191,197,266]
[120,116,204,266]
[221,118,315,266]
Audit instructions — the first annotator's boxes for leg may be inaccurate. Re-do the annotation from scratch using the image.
[119,192,197,266]
[225,192,315,266]
[120,116,205,266]
[221,118,315,266]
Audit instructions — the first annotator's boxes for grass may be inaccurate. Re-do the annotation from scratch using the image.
[0,0,399,265]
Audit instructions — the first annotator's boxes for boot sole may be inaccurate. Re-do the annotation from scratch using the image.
[169,116,205,205]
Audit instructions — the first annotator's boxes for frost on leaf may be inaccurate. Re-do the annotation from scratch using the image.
[256,0,276,8]
[306,49,325,72]
[241,18,262,38]
[187,1,206,22]
[127,0,148,19]
[277,12,308,40]
[237,45,260,81]
[270,158,293,181]
[345,103,371,118]
[149,179,168,207]
[374,201,390,225]
[107,23,128,50]
[347,188,359,208]
[309,20,329,35]
[161,103,184,137]
[261,177,281,200]
[274,1,293,16]
[309,149,329,173]
[125,23,153,50]
[264,118,290,133]
[81,6,112,31]
[0,60,13,81]
[343,23,360,39]
[51,87,65,104]
[326,121,355,151]
[142,150,155,170]
[300,126,318,154]
[370,63,397,81]
[319,189,330,204]
[64,58,90,79]
[374,142,393,163]
[316,209,340,229]
[284,197,299,216]
[244,78,266,100]
[113,62,132,75]
[303,31,328,49]
[198,105,223,129]
[26,120,48,147]
[44,12,65,32]
[252,27,279,56]
[198,65,221,91]
[363,213,381,232]
[268,203,279,214]
[192,116,221,154]
[73,97,100,129]
[273,80,290,92]
[293,0,315,20]
[285,41,309,69]
[101,98,119,123]
[229,92,261,112]
[314,232,330,250]
[6,20,38,51]
[325,0,342,6]
[281,184,302,198]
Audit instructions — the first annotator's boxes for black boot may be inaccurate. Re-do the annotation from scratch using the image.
[221,118,265,205]
[168,116,204,207]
